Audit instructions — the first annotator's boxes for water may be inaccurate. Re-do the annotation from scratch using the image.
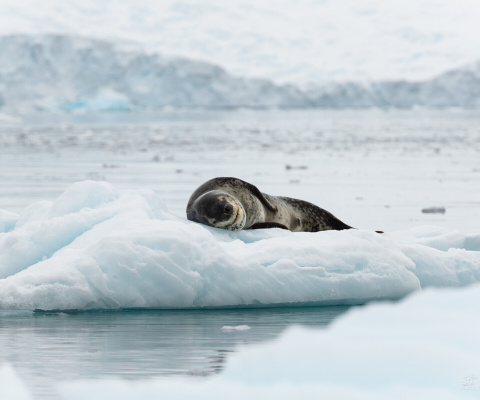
[1,109,479,398]
[0,109,479,232]
[0,307,349,399]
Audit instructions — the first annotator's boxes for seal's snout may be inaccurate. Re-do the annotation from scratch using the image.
[224,203,234,215]
[206,199,233,223]
[187,190,247,231]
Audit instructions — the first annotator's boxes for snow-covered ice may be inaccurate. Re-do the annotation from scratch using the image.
[1,180,479,311]
[1,0,480,84]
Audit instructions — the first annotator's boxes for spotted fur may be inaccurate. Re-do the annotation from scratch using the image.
[186,177,353,232]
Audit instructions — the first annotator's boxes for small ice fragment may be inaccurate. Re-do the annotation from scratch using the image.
[421,207,446,214]
[221,325,251,331]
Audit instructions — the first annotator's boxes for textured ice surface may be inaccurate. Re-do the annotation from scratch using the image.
[1,180,479,311]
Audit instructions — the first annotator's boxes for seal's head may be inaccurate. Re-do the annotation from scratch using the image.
[187,190,246,231]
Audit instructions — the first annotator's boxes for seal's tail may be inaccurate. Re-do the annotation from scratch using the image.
[329,216,353,231]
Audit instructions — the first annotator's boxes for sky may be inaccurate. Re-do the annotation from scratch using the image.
[1,0,480,85]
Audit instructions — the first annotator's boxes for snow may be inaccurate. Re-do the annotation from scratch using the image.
[0,180,479,311]
[1,1,480,112]
[0,0,480,85]
[3,283,480,399]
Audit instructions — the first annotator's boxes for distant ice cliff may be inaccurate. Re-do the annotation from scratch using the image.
[0,35,479,112]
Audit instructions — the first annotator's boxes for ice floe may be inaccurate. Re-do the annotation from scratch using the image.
[0,181,479,311]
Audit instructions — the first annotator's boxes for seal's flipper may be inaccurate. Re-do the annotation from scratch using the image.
[249,222,288,230]
[242,182,278,213]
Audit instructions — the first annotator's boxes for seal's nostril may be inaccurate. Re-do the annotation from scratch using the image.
[224,204,233,214]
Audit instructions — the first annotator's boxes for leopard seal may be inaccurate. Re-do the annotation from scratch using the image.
[186,177,354,232]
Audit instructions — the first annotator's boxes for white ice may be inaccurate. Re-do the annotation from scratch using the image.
[1,180,479,311]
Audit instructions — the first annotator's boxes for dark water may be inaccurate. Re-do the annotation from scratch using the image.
[0,306,349,399]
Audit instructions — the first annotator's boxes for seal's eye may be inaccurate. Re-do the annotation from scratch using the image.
[224,204,234,214]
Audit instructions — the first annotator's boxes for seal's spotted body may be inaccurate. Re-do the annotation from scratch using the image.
[186,177,353,232]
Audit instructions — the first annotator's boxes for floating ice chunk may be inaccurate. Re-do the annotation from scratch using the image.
[221,325,251,331]
[0,181,479,310]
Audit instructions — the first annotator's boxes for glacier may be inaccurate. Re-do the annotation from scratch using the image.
[0,35,480,113]
[306,63,480,109]
[0,180,479,311]
[0,35,306,113]
[1,0,480,85]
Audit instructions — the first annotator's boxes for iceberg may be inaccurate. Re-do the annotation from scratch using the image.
[0,181,479,311]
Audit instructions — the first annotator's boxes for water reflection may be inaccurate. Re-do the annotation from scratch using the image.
[0,307,349,398]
